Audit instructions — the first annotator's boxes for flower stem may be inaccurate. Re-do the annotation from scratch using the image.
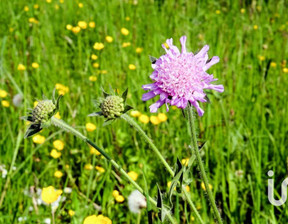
[182,186,204,224]
[121,114,174,177]
[121,114,204,224]
[50,116,176,224]
[187,105,223,224]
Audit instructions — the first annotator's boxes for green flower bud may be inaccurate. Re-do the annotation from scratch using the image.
[33,100,56,124]
[101,96,125,119]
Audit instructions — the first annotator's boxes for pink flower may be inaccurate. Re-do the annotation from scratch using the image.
[142,36,224,116]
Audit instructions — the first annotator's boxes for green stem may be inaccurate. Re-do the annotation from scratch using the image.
[121,114,174,177]
[121,114,204,224]
[50,116,176,224]
[182,186,204,224]
[187,105,223,224]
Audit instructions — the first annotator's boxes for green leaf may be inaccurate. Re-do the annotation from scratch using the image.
[88,111,103,117]
[24,124,42,138]
[123,105,133,113]
[157,184,165,222]
[101,87,110,98]
[103,119,114,126]
[122,88,128,103]
[55,94,63,113]
[142,171,153,224]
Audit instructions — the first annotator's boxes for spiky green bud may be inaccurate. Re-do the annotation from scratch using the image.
[101,96,125,119]
[33,100,56,124]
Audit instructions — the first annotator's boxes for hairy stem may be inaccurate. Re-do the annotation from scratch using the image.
[121,114,174,176]
[121,113,204,224]
[51,116,176,223]
[187,105,223,224]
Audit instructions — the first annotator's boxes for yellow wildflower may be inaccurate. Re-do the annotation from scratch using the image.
[54,4,59,10]
[253,25,258,30]
[54,170,63,178]
[50,149,61,159]
[24,6,29,11]
[34,101,38,108]
[86,123,96,132]
[17,64,26,71]
[240,8,245,14]
[78,21,87,29]
[130,110,141,117]
[181,158,189,166]
[105,36,113,43]
[66,24,72,30]
[215,10,221,14]
[72,26,81,34]
[92,63,99,68]
[41,186,62,204]
[46,0,52,3]
[171,106,177,110]
[1,100,10,107]
[32,62,39,69]
[93,42,104,50]
[115,195,125,203]
[150,116,160,125]
[83,215,112,224]
[89,21,95,28]
[283,68,288,73]
[258,55,265,61]
[28,18,39,24]
[128,171,138,181]
[158,113,167,122]
[60,0,64,3]
[68,210,75,216]
[185,185,190,192]
[100,70,107,74]
[95,166,105,173]
[167,181,176,190]
[135,47,143,54]
[128,64,136,70]
[53,140,64,150]
[112,190,119,198]
[32,135,46,144]
[89,76,97,82]
[139,114,149,124]
[84,164,93,170]
[34,4,39,9]
[121,27,129,35]
[78,2,83,8]
[270,62,277,68]
[201,182,213,191]
[0,90,8,98]
[125,16,130,21]
[55,83,69,95]
[122,42,131,48]
[90,146,101,155]
[54,112,61,119]
[91,54,98,60]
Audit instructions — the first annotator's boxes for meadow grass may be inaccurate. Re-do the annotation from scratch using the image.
[1,0,288,223]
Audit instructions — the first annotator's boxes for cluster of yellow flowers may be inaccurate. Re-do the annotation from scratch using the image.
[84,164,105,173]
[50,140,64,159]
[17,62,39,71]
[83,214,112,224]
[55,83,69,95]
[130,110,168,125]
[32,134,46,144]
[112,189,125,203]
[0,89,10,108]
[66,21,96,34]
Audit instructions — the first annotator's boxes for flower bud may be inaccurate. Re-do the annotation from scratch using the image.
[33,100,56,124]
[101,96,125,119]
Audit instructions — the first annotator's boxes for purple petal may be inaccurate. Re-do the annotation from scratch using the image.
[142,91,156,101]
[204,56,220,71]
[191,101,204,116]
[196,45,209,58]
[180,36,187,53]
[149,99,165,113]
[142,83,157,90]
[207,84,224,92]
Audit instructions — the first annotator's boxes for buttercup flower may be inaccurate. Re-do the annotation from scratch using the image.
[105,36,113,43]
[54,170,63,178]
[1,100,9,107]
[142,36,224,116]
[53,140,64,150]
[41,186,62,204]
[50,149,61,158]
[128,190,147,214]
[86,123,96,132]
[115,195,124,203]
[89,21,95,28]
[83,215,112,224]
[89,88,132,124]
[128,171,138,181]
[0,89,8,98]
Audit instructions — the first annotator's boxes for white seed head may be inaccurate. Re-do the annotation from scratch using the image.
[128,190,147,214]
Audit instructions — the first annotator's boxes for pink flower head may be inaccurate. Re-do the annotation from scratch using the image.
[142,36,224,116]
